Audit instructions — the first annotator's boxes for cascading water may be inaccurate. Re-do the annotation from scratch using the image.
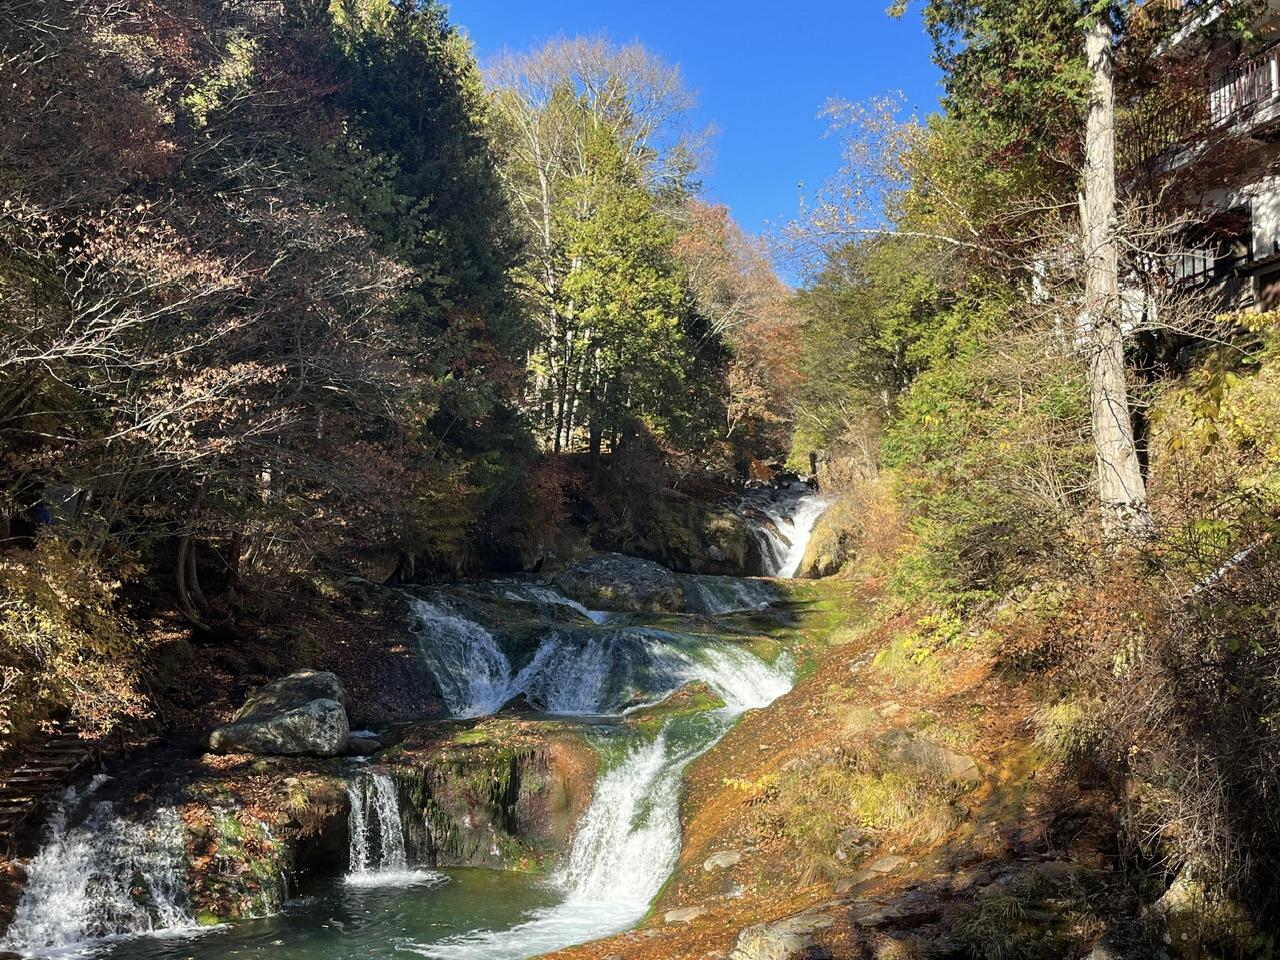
[681,575,779,615]
[346,770,438,887]
[0,783,195,956]
[498,583,610,624]
[742,482,833,578]
[414,641,792,960]
[410,598,514,718]
[18,530,811,958]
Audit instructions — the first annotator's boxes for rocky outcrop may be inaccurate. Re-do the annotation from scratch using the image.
[796,498,857,579]
[554,553,686,613]
[208,671,351,757]
[388,718,597,871]
[1149,866,1255,959]
[730,909,834,960]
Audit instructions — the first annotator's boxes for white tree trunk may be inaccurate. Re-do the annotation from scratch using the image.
[1081,17,1154,542]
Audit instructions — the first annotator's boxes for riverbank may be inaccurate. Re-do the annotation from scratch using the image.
[541,578,1126,960]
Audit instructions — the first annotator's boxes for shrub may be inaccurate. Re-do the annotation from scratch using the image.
[0,536,148,758]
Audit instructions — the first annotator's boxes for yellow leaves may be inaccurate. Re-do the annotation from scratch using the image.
[0,536,144,756]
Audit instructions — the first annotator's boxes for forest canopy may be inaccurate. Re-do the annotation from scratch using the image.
[0,0,796,751]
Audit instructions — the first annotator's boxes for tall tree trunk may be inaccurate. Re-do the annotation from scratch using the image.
[1081,17,1153,543]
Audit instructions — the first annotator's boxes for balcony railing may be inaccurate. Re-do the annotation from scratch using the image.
[1210,44,1280,123]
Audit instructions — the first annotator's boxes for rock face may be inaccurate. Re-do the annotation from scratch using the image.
[393,719,598,871]
[553,553,686,613]
[208,671,351,757]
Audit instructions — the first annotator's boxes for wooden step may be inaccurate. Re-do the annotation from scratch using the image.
[17,756,85,769]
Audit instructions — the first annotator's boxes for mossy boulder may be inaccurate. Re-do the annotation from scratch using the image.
[386,718,598,872]
[1150,867,1256,959]
[628,681,727,735]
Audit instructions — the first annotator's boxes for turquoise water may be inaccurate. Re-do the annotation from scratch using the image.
[7,582,802,960]
[97,870,563,960]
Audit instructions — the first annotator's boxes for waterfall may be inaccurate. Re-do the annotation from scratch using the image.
[744,486,833,578]
[410,598,514,718]
[0,786,194,956]
[682,575,779,615]
[414,642,792,960]
[346,770,437,887]
[555,733,685,906]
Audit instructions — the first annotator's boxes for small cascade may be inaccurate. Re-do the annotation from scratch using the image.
[415,642,792,960]
[556,734,684,908]
[681,575,779,615]
[499,583,610,624]
[742,483,833,578]
[346,770,437,887]
[1,786,194,956]
[409,598,514,718]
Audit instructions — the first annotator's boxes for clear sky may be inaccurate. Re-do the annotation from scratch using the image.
[448,1,943,240]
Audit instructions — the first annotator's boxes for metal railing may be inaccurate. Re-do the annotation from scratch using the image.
[1210,44,1280,124]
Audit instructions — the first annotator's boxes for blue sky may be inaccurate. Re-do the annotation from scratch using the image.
[449,1,943,240]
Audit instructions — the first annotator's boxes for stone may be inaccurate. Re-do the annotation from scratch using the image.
[849,901,906,927]
[1150,867,1254,956]
[266,669,350,709]
[865,853,907,874]
[874,729,982,785]
[729,911,834,960]
[707,544,728,562]
[209,671,351,757]
[348,736,383,756]
[665,906,709,923]
[703,850,743,872]
[1033,860,1079,885]
[210,697,349,757]
[1087,939,1123,960]
[553,553,686,613]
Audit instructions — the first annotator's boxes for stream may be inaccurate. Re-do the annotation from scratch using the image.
[1,488,830,960]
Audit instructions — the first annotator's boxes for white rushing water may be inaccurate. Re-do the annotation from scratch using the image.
[346,770,439,887]
[7,516,815,958]
[411,598,788,721]
[1,783,195,957]
[682,575,779,615]
[409,598,515,718]
[411,642,792,960]
[746,487,833,579]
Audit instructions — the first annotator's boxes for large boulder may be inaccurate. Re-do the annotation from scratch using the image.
[553,553,686,613]
[209,670,351,757]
